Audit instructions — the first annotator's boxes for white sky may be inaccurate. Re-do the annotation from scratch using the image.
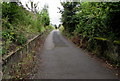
[20,0,63,26]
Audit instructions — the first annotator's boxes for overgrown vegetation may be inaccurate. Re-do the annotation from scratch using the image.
[59,2,120,67]
[60,2,120,40]
[3,51,36,79]
[2,2,53,55]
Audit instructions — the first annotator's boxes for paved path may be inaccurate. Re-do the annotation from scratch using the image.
[35,30,118,79]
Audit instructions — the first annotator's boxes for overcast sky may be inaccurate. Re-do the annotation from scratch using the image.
[20,0,63,26]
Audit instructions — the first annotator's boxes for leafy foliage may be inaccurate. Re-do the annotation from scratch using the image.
[60,2,120,41]
[2,2,50,54]
[60,2,80,33]
[60,2,120,67]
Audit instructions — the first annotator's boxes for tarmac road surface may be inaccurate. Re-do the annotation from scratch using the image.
[35,30,118,79]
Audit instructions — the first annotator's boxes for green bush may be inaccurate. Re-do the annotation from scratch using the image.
[2,2,50,55]
[60,2,120,67]
[16,34,27,45]
[60,2,120,40]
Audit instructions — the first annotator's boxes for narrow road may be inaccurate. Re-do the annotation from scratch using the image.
[35,30,118,79]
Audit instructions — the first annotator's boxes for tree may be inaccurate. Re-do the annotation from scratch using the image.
[39,5,50,27]
[60,2,120,40]
[59,2,80,33]
[26,0,39,14]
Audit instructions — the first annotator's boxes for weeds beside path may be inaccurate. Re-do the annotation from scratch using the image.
[2,30,52,79]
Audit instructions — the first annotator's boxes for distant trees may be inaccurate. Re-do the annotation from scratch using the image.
[54,24,57,29]
[58,24,62,28]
